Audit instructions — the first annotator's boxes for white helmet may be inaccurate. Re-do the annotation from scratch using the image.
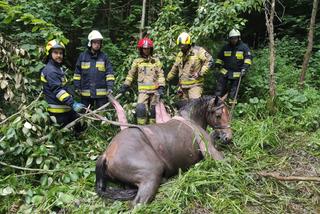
[229,29,241,38]
[87,30,103,47]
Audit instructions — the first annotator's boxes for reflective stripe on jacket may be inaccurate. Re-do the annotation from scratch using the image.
[167,45,213,88]
[124,56,165,92]
[215,41,252,79]
[40,59,73,113]
[74,50,115,98]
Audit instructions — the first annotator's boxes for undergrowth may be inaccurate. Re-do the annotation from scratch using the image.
[1,39,320,214]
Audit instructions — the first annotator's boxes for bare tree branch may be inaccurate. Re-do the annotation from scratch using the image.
[140,0,147,38]
[299,0,319,88]
[0,92,43,125]
[63,94,121,129]
[264,0,277,103]
[258,171,320,182]
[0,161,56,172]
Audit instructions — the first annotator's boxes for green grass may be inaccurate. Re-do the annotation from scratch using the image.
[1,80,320,213]
[1,113,319,213]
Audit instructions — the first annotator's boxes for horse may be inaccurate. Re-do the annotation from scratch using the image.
[95,95,232,205]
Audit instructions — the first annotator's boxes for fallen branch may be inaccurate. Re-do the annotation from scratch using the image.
[258,171,320,182]
[86,109,140,128]
[0,136,5,143]
[63,94,121,129]
[0,92,43,125]
[0,161,56,173]
[0,171,49,182]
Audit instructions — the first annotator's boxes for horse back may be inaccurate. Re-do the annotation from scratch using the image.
[143,120,203,177]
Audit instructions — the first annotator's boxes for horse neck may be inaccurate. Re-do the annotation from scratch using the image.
[179,104,208,129]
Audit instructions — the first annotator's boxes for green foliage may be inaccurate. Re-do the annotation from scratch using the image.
[191,0,264,43]
[151,0,264,72]
[0,0,70,119]
[0,34,43,119]
[1,0,320,213]
[0,0,68,42]
[307,50,320,88]
[1,100,64,169]
[232,116,281,155]
[150,0,186,70]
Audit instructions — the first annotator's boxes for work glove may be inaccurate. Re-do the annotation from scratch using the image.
[75,89,81,96]
[119,84,129,95]
[157,86,165,98]
[177,87,183,96]
[192,72,200,79]
[72,102,86,112]
[107,88,113,95]
[241,68,246,77]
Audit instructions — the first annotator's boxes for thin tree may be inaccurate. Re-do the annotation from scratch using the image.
[140,0,147,39]
[299,0,319,88]
[264,0,276,104]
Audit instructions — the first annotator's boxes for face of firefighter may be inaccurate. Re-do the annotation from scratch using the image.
[179,44,190,53]
[229,37,239,46]
[91,39,102,53]
[51,49,64,64]
[142,48,151,57]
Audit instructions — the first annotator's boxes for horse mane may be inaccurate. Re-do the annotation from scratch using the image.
[178,96,215,118]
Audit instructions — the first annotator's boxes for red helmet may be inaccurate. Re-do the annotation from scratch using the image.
[137,38,153,49]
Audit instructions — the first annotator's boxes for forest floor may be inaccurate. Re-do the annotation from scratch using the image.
[2,118,320,214]
[69,130,320,213]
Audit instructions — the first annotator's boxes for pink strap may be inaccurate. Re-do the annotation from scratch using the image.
[172,116,223,160]
[155,101,171,123]
[110,98,128,130]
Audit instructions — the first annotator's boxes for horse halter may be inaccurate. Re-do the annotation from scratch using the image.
[208,103,231,130]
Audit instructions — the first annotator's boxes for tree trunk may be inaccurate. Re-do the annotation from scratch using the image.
[299,0,319,88]
[140,0,147,39]
[264,0,276,103]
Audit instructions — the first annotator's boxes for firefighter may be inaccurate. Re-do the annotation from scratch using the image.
[40,39,85,133]
[167,32,213,101]
[215,29,252,103]
[119,38,165,125]
[74,30,115,109]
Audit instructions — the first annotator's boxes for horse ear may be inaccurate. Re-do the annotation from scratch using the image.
[221,93,228,101]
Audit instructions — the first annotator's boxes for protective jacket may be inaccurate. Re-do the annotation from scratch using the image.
[74,50,115,98]
[167,46,213,88]
[124,56,165,93]
[215,41,252,79]
[41,59,74,113]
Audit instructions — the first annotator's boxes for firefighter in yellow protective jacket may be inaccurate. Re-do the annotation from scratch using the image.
[167,32,213,101]
[120,38,165,125]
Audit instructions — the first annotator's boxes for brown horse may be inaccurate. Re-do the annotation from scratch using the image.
[95,95,232,205]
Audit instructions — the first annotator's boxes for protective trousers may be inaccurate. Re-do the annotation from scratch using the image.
[50,111,85,135]
[81,97,108,109]
[181,85,203,100]
[215,74,240,100]
[136,92,158,125]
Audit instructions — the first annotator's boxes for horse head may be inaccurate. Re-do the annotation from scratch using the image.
[207,95,232,144]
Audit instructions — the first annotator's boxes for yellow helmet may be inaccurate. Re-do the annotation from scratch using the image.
[45,39,65,56]
[176,32,191,45]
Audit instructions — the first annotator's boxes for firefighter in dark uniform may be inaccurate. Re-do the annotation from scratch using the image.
[74,30,115,109]
[215,29,252,103]
[40,39,85,133]
[120,38,165,125]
